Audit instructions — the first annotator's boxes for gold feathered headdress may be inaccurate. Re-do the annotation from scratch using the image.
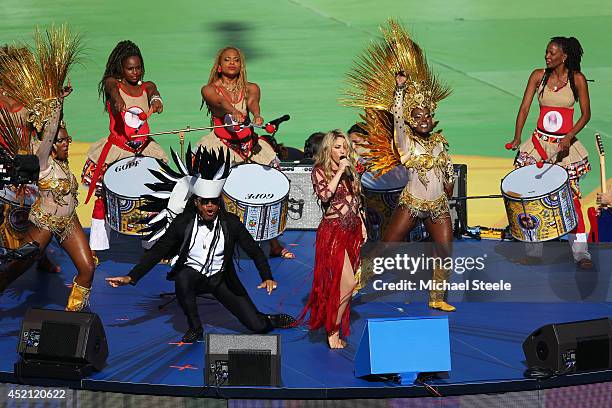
[0,25,81,132]
[342,19,451,175]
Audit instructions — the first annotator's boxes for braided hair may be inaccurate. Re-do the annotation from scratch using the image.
[98,40,145,109]
[539,36,584,101]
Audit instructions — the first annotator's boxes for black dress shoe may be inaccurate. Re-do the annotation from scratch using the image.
[267,313,297,329]
[181,326,203,343]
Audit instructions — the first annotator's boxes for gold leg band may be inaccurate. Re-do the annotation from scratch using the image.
[66,278,91,312]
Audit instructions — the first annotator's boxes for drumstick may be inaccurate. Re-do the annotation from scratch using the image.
[125,108,148,121]
[453,194,504,200]
[133,123,238,138]
[534,151,564,179]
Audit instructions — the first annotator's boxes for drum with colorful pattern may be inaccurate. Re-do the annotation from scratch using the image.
[501,163,577,242]
[103,156,161,235]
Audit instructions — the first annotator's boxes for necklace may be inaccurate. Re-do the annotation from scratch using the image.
[53,157,71,176]
[549,74,568,92]
[220,81,242,103]
[221,81,241,93]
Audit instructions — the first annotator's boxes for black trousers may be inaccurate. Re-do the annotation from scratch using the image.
[174,266,272,333]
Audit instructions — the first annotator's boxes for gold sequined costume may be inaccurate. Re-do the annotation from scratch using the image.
[29,154,79,242]
[343,20,455,310]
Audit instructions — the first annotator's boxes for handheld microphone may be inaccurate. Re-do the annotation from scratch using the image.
[339,155,353,181]
[268,114,290,127]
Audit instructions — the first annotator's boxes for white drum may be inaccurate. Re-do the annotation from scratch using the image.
[361,166,410,192]
[103,156,162,235]
[222,163,290,241]
[501,163,577,242]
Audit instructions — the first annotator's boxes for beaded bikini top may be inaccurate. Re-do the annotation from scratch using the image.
[38,159,78,206]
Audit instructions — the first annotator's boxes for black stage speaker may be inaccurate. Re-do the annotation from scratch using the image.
[15,308,108,380]
[205,333,281,386]
[280,162,322,230]
[523,318,612,373]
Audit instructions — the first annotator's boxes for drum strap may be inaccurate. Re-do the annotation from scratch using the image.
[84,133,151,204]
[530,133,549,161]
[572,196,586,234]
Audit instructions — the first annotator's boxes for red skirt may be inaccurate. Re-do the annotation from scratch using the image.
[298,214,363,336]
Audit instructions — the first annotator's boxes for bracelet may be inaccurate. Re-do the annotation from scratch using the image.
[150,95,163,104]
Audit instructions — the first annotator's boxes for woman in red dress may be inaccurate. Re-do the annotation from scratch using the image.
[300,130,367,349]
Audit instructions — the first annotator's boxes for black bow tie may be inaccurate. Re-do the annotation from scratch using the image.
[198,218,215,231]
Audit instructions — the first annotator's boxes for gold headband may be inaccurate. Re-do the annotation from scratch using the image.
[403,80,437,120]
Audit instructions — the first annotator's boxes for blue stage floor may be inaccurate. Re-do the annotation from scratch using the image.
[1,231,611,398]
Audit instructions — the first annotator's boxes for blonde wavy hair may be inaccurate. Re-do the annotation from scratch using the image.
[207,46,249,101]
[314,129,361,197]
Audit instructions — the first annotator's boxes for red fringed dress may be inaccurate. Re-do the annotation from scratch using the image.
[299,165,364,336]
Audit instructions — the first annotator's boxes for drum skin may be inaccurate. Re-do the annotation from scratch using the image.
[501,164,577,242]
[103,157,161,235]
[222,164,289,241]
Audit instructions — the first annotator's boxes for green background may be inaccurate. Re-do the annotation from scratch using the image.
[2,0,611,195]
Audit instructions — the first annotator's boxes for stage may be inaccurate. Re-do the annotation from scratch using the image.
[1,230,612,401]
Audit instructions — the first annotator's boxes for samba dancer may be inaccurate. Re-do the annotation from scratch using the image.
[0,27,95,309]
[508,37,592,269]
[197,46,294,259]
[82,40,168,259]
[1,108,97,308]
[0,45,59,273]
[106,147,296,343]
[344,20,456,312]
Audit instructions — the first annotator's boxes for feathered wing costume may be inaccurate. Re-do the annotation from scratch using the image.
[0,45,35,156]
[0,25,81,133]
[139,145,231,243]
[0,108,30,155]
[342,19,451,177]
